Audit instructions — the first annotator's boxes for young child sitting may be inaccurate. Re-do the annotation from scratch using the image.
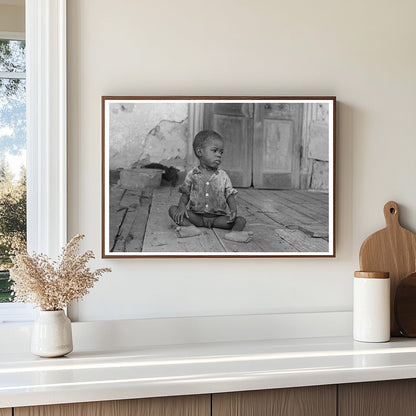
[168,130,253,243]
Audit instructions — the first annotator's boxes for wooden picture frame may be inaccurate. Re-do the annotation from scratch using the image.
[102,96,336,258]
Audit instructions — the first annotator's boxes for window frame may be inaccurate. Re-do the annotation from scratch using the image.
[0,31,28,317]
[0,0,67,323]
[0,31,24,41]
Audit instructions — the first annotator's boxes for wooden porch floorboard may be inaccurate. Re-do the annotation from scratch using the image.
[142,187,225,253]
[109,185,330,254]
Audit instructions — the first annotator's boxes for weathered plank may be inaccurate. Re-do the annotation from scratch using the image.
[289,191,329,219]
[120,190,141,208]
[214,197,298,253]
[237,188,282,213]
[110,186,125,206]
[251,189,327,222]
[299,203,328,222]
[296,189,329,203]
[112,190,151,253]
[296,223,328,239]
[261,189,329,215]
[238,189,317,225]
[109,187,126,250]
[278,191,328,217]
[142,187,225,253]
[124,196,152,252]
[113,210,139,252]
[109,207,127,251]
[239,188,328,226]
[276,227,328,252]
[263,210,328,238]
[274,189,311,204]
[238,188,329,244]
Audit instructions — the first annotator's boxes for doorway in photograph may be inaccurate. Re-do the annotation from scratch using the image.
[102,97,335,257]
[204,102,306,189]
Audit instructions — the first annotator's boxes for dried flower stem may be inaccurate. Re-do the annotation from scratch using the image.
[10,234,111,310]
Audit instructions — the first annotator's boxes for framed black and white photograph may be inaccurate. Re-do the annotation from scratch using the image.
[102,96,335,258]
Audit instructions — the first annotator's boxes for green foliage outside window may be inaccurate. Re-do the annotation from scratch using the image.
[0,38,27,302]
[0,162,26,302]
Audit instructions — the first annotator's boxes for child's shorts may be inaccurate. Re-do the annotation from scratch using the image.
[202,215,216,229]
[194,212,223,229]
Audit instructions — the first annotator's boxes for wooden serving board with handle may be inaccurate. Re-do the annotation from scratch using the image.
[359,201,416,335]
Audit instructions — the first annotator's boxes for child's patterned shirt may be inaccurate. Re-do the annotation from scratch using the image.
[179,167,237,215]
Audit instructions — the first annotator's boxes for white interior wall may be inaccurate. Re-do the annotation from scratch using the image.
[67,0,416,322]
[0,4,24,33]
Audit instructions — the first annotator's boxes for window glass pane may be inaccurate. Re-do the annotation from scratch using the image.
[0,42,26,303]
[0,39,26,73]
[0,78,26,154]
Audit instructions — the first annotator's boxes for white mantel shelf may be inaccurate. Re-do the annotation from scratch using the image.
[2,336,416,408]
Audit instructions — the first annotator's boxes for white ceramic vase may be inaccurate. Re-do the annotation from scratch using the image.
[31,310,73,357]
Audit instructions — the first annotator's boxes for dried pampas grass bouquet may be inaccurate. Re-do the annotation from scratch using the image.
[10,234,111,311]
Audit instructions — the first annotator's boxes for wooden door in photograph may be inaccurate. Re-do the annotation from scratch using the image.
[203,103,253,187]
[253,103,303,189]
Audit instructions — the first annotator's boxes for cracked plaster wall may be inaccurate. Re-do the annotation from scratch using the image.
[109,103,189,170]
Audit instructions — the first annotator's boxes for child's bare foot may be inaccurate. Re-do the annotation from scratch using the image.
[175,225,201,238]
[224,231,253,243]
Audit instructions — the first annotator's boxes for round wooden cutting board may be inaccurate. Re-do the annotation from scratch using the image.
[359,201,416,336]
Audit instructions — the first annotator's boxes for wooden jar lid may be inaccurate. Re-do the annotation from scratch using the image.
[354,271,390,279]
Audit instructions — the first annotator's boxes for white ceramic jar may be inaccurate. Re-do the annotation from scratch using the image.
[353,271,390,342]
